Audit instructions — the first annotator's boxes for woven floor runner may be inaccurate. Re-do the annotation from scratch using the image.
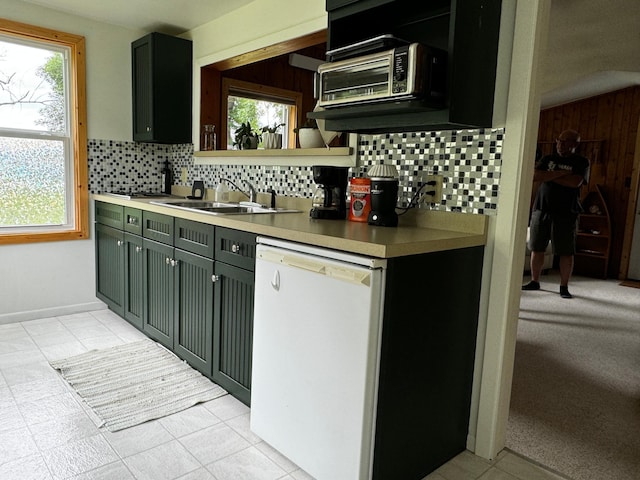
[50,339,227,432]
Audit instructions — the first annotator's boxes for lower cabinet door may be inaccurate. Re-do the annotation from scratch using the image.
[142,239,175,349]
[212,262,255,406]
[95,223,125,317]
[124,233,144,329]
[173,249,214,376]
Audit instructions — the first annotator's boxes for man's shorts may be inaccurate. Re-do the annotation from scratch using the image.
[528,210,578,256]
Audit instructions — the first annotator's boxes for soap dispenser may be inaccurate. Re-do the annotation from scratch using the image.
[215,179,229,202]
[161,160,172,194]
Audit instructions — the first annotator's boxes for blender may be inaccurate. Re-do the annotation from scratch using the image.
[309,166,349,220]
[367,164,399,227]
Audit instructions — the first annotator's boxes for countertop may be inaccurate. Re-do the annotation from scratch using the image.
[93,193,487,259]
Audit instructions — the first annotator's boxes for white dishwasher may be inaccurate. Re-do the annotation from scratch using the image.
[250,236,387,480]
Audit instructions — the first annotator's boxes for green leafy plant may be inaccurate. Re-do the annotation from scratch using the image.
[233,121,261,149]
[260,122,285,134]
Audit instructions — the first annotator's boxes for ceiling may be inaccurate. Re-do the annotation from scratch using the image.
[539,0,640,108]
[15,0,640,107]
[16,0,256,34]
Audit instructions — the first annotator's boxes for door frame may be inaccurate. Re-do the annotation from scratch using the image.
[472,0,552,460]
[619,117,640,279]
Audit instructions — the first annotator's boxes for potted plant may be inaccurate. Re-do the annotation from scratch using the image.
[294,117,325,149]
[233,122,261,149]
[260,123,285,149]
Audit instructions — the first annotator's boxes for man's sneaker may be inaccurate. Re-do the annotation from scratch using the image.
[522,281,540,291]
[559,286,573,299]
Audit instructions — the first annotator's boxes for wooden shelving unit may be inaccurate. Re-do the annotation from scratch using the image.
[575,184,611,278]
[193,134,358,167]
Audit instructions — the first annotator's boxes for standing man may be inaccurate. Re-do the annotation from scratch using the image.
[523,129,590,298]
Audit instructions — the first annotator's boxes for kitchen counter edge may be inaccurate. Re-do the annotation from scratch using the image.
[93,194,487,259]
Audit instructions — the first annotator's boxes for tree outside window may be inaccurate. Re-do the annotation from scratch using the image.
[0,19,87,244]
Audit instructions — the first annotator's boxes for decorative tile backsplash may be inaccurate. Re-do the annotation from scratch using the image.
[88,128,503,214]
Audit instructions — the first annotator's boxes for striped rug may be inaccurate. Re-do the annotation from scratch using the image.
[50,339,227,432]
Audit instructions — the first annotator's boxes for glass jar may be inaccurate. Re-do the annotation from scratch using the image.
[201,124,216,151]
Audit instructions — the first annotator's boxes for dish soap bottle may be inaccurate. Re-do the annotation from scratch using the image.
[161,160,172,194]
[215,179,229,202]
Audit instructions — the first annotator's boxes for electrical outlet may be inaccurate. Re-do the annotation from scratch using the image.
[180,167,187,183]
[420,174,443,204]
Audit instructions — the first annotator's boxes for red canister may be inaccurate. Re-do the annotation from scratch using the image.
[348,177,371,222]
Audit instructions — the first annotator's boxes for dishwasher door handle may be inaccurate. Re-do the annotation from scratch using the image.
[270,269,280,291]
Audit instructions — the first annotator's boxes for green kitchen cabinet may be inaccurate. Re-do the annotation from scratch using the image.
[132,32,192,144]
[173,248,214,376]
[212,227,256,406]
[95,203,144,326]
[95,223,125,317]
[95,200,257,401]
[142,215,216,377]
[123,232,144,329]
[142,238,175,348]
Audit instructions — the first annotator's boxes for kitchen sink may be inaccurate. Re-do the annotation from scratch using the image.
[149,200,301,215]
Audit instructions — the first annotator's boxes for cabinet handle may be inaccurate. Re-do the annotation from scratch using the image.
[117,240,123,247]
[165,257,171,265]
[128,217,138,225]
[170,259,179,267]
[231,243,241,254]
[146,126,151,132]
[211,274,220,283]
[135,246,142,253]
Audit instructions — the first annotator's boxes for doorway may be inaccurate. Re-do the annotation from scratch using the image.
[508,273,640,480]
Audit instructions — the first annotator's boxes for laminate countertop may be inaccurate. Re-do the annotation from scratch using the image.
[93,194,487,259]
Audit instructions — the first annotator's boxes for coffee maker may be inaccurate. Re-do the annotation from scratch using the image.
[367,164,399,227]
[310,166,348,220]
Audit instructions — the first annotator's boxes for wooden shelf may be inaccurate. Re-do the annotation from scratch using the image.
[193,134,358,167]
[575,184,611,278]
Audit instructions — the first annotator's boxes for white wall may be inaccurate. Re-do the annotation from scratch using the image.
[0,0,327,322]
[0,0,145,322]
[185,0,327,145]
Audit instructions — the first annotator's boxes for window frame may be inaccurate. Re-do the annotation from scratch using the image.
[0,18,88,245]
[221,78,302,150]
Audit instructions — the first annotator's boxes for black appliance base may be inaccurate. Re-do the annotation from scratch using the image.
[310,208,346,220]
[367,211,398,227]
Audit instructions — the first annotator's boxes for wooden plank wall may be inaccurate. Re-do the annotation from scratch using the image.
[200,42,326,150]
[536,86,640,278]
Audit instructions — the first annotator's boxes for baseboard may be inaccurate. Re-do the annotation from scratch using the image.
[466,433,477,453]
[0,301,108,325]
[620,280,640,289]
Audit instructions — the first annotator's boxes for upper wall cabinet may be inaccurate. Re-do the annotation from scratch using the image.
[132,32,192,144]
[312,0,502,133]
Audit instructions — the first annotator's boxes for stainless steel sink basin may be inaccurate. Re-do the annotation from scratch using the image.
[149,200,301,216]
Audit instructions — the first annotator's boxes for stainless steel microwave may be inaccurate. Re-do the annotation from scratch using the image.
[316,43,447,108]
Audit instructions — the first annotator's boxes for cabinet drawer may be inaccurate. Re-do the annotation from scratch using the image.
[142,211,174,245]
[124,207,143,235]
[95,202,124,229]
[175,218,216,259]
[215,227,256,271]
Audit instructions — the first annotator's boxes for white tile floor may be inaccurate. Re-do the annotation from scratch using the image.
[1,309,567,480]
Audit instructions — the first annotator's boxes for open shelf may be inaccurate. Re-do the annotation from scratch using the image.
[575,184,611,278]
[193,134,358,167]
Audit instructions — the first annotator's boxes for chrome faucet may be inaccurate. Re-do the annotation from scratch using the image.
[243,179,257,203]
[220,177,258,203]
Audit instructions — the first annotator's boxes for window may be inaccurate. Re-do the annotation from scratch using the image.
[0,18,87,244]
[221,78,302,150]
